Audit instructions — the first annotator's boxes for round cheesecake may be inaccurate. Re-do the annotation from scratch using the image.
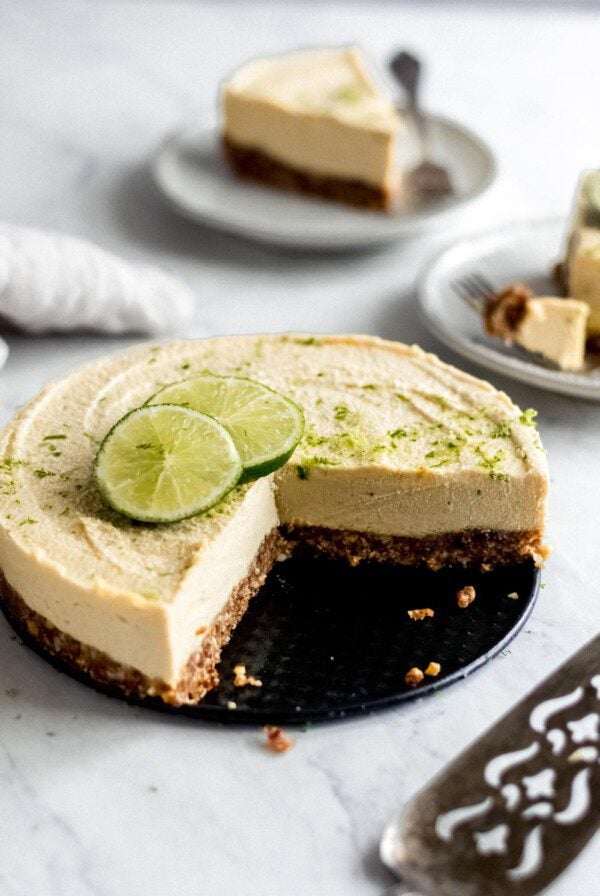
[0,334,549,704]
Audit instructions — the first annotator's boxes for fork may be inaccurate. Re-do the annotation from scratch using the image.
[450,272,496,314]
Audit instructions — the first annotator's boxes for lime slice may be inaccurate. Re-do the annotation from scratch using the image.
[94,404,242,523]
[147,375,304,481]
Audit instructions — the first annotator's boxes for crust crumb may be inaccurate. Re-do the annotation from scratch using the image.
[263,726,295,753]
[233,664,262,688]
[425,662,441,677]
[483,283,533,340]
[507,592,519,600]
[195,625,207,635]
[457,585,476,608]
[405,667,424,687]
[407,608,434,621]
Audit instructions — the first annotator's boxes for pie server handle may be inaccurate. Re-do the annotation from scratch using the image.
[380,635,600,896]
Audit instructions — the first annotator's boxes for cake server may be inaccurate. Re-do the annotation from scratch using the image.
[381,635,600,895]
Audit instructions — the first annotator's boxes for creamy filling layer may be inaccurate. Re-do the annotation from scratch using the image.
[567,228,600,333]
[275,466,546,536]
[516,298,589,371]
[223,95,398,190]
[0,478,278,685]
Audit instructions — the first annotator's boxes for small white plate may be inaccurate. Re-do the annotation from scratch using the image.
[419,217,600,401]
[150,116,496,251]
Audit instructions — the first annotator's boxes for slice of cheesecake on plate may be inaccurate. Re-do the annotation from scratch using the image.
[221,47,402,210]
[0,335,549,705]
[484,284,590,371]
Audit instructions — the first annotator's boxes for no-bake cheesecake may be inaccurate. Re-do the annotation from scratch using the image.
[564,170,600,334]
[222,47,402,210]
[484,283,589,371]
[0,335,549,705]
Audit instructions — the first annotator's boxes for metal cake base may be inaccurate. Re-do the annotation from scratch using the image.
[4,556,540,724]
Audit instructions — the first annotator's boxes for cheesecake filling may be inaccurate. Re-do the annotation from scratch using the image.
[222,47,402,192]
[0,335,549,698]
[0,478,278,685]
[565,171,600,333]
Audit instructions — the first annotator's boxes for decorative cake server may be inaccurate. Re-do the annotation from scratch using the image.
[381,635,600,895]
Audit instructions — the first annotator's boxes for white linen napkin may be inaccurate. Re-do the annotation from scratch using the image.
[0,225,196,370]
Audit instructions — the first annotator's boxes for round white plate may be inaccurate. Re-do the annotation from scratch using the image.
[150,115,496,250]
[419,217,600,401]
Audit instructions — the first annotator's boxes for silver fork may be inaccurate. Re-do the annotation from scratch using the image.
[450,272,496,314]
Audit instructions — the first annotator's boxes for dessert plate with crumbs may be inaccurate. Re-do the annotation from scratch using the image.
[419,217,600,400]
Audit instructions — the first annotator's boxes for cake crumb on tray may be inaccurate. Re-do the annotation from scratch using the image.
[407,608,434,621]
[233,664,262,688]
[405,667,424,687]
[457,585,476,608]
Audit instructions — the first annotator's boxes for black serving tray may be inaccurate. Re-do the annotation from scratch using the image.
[6,556,540,725]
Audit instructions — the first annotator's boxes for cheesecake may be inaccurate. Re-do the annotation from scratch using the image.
[484,283,589,371]
[0,335,549,705]
[564,170,600,334]
[222,47,402,210]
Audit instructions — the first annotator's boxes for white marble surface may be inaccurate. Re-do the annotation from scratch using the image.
[0,2,599,894]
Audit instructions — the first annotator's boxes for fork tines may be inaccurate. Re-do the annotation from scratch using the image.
[452,272,496,314]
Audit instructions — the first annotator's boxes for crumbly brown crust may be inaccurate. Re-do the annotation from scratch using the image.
[285,525,548,572]
[223,136,393,211]
[0,529,287,707]
[0,524,548,706]
[483,283,534,340]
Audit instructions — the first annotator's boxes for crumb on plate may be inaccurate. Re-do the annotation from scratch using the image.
[457,585,476,608]
[407,608,434,621]
[405,666,424,687]
[233,664,262,688]
[425,661,441,677]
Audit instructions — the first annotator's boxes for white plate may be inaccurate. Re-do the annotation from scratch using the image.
[150,116,496,250]
[419,217,600,401]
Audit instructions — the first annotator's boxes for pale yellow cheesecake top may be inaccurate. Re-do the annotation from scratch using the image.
[0,335,548,684]
[222,47,402,189]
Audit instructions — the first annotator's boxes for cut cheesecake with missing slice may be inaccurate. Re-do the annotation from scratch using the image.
[484,283,590,371]
[564,170,600,335]
[222,47,402,210]
[0,335,549,705]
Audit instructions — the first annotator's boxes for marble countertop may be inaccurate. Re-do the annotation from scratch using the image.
[0,2,598,894]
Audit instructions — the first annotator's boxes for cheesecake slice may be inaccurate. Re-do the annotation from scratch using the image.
[222,47,402,210]
[564,170,600,334]
[0,335,549,705]
[484,284,589,371]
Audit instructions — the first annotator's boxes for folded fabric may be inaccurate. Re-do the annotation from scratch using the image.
[0,224,195,336]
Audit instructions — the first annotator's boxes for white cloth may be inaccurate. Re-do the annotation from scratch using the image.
[0,224,195,343]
